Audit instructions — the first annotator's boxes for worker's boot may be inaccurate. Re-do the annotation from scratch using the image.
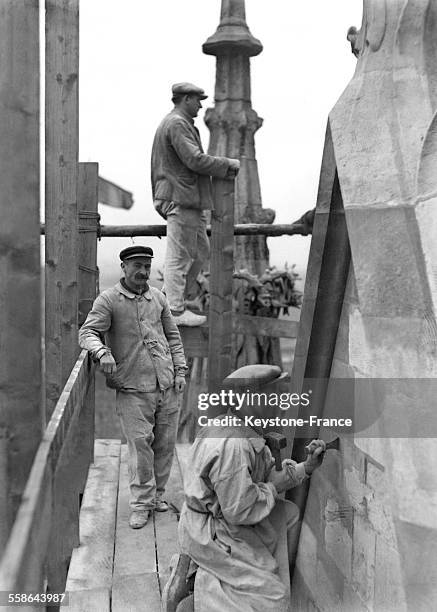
[161,553,196,612]
[129,509,150,529]
[155,491,169,512]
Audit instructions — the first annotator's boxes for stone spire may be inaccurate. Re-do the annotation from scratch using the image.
[203,0,274,275]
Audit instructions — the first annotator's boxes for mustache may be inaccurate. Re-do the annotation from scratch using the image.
[134,274,148,280]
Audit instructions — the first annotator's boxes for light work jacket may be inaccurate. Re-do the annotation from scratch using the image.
[178,423,306,611]
[78,282,186,392]
[151,108,231,214]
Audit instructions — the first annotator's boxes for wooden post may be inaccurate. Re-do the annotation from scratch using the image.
[78,163,99,326]
[0,428,8,551]
[77,162,99,469]
[45,0,80,418]
[0,0,41,535]
[208,178,235,401]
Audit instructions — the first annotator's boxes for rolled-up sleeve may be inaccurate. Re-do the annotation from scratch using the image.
[78,294,112,359]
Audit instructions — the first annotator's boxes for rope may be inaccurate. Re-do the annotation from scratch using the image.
[79,264,99,275]
[79,211,100,219]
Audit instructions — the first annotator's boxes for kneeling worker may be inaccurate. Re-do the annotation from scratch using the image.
[79,246,187,529]
[166,366,325,612]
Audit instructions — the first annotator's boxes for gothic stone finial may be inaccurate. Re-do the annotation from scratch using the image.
[203,0,262,57]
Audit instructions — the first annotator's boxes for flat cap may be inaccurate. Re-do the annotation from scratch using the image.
[222,364,282,390]
[172,82,207,100]
[119,245,154,261]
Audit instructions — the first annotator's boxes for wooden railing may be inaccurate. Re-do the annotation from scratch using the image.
[1,175,308,604]
[0,351,95,604]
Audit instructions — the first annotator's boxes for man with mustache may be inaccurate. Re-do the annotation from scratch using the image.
[79,245,187,529]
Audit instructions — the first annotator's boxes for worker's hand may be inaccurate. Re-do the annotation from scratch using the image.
[99,352,117,375]
[304,439,326,475]
[226,159,240,179]
[267,460,298,494]
[174,374,186,394]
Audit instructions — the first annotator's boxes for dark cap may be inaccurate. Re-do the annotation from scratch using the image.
[119,246,154,261]
[172,82,207,100]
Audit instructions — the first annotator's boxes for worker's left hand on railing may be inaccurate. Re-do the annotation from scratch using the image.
[304,439,326,475]
[100,352,117,375]
[174,374,186,393]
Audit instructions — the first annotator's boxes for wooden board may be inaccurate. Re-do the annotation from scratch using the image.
[113,446,157,576]
[0,352,92,594]
[45,0,80,417]
[179,316,299,359]
[112,446,160,611]
[154,509,179,594]
[175,444,192,489]
[112,574,161,612]
[98,176,133,209]
[98,223,309,238]
[234,315,299,339]
[164,449,186,516]
[112,447,184,610]
[65,439,121,608]
[78,163,99,326]
[62,587,110,612]
[208,178,235,395]
[154,456,184,594]
[0,0,41,547]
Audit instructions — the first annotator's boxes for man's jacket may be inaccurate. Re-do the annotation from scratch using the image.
[151,108,231,214]
[178,423,306,611]
[78,282,186,392]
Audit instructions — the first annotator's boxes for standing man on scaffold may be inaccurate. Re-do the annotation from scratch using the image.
[151,82,240,327]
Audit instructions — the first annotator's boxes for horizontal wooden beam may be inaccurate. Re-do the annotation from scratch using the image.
[40,222,311,238]
[99,222,309,237]
[234,315,299,339]
[99,222,308,237]
[0,351,94,592]
[179,315,299,358]
[98,176,133,210]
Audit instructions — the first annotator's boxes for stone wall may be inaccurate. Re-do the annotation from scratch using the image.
[292,265,437,611]
[290,1,437,609]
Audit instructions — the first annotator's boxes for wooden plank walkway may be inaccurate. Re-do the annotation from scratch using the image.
[64,440,188,612]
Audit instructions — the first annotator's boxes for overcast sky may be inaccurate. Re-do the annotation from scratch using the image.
[79,0,362,287]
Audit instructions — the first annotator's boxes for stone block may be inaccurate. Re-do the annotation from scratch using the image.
[353,438,387,467]
[345,207,428,319]
[344,466,370,508]
[348,311,437,378]
[314,558,344,611]
[395,519,437,611]
[324,498,353,581]
[351,514,376,607]
[341,583,371,612]
[295,521,319,597]
[374,537,407,612]
[389,439,437,528]
[364,461,397,548]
